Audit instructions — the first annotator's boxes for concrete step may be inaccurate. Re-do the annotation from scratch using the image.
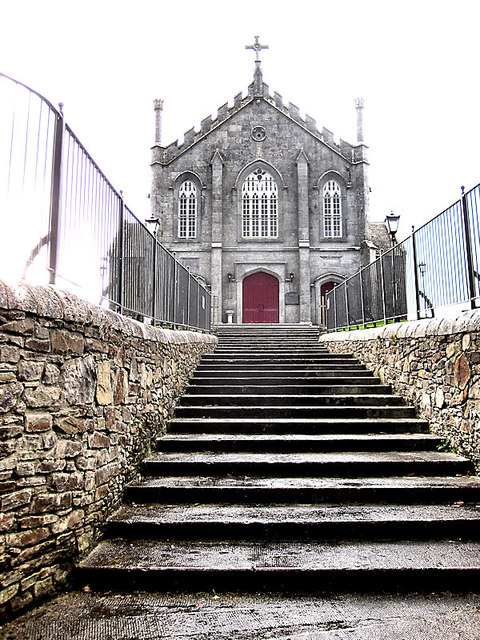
[192,369,376,379]
[168,417,430,434]
[190,375,381,385]
[179,394,404,407]
[175,405,417,419]
[141,451,472,478]
[201,356,358,364]
[76,538,480,591]
[155,433,442,453]
[106,503,480,540]
[210,351,332,357]
[195,363,368,371]
[192,365,380,384]
[216,339,323,344]
[215,342,332,358]
[124,475,480,505]
[185,384,391,395]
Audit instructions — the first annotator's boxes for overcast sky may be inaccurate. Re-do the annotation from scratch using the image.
[2,0,479,241]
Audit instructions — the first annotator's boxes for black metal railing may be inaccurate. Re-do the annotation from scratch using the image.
[0,72,211,331]
[326,182,480,331]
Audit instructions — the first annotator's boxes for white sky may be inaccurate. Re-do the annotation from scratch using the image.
[2,0,479,241]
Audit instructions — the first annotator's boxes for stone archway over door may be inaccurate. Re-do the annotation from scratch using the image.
[243,272,279,323]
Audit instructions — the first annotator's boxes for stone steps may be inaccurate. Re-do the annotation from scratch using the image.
[193,364,373,380]
[75,324,480,594]
[175,405,417,419]
[123,475,480,505]
[106,503,480,540]
[77,538,480,591]
[179,393,404,406]
[185,384,392,395]
[199,356,358,364]
[195,363,369,371]
[190,375,383,384]
[155,433,442,453]
[167,416,430,434]
[140,450,470,478]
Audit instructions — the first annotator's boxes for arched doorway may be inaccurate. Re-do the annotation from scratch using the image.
[242,272,279,323]
[320,281,336,326]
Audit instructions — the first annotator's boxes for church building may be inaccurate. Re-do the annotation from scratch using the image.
[149,38,378,326]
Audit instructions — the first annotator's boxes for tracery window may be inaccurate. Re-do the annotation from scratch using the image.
[242,168,278,237]
[323,180,342,238]
[178,180,197,238]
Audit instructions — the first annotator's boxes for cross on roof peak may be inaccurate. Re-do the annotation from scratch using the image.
[245,36,269,63]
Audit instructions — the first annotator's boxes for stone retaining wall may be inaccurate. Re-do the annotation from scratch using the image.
[320,311,480,471]
[0,280,216,619]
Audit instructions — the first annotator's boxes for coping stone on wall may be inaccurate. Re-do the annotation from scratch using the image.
[0,279,216,347]
[320,309,480,343]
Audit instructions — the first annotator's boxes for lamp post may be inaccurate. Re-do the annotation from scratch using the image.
[145,215,160,238]
[384,211,401,320]
[419,261,427,317]
[385,210,401,247]
[145,215,161,322]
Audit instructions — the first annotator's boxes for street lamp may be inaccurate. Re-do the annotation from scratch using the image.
[145,215,160,237]
[385,211,401,246]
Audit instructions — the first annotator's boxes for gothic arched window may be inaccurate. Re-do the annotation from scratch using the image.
[178,180,197,238]
[242,169,278,237]
[323,180,342,238]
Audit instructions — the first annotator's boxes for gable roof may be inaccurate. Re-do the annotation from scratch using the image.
[152,76,367,167]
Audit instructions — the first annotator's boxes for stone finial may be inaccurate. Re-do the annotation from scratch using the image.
[355,97,365,143]
[153,99,164,145]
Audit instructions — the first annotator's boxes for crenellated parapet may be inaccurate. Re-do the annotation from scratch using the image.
[153,83,366,166]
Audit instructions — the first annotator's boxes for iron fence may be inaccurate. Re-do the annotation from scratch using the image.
[0,72,211,331]
[326,182,480,331]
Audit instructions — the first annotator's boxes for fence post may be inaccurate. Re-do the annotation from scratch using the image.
[344,279,350,329]
[186,267,191,329]
[197,280,201,331]
[461,186,477,309]
[151,238,157,322]
[172,253,178,328]
[48,105,65,284]
[379,251,387,324]
[333,287,337,331]
[117,192,125,314]
[391,249,397,320]
[411,226,421,319]
[359,269,366,327]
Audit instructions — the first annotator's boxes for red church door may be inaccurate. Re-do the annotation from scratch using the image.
[320,281,336,326]
[242,272,279,323]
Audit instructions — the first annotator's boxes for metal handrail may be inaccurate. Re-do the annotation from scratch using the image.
[0,71,211,332]
[326,182,480,331]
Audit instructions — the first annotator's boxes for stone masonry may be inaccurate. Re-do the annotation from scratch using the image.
[321,310,480,471]
[0,279,216,619]
[150,53,374,325]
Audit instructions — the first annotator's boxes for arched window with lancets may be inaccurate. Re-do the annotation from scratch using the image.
[242,168,278,237]
[178,180,197,238]
[323,180,342,238]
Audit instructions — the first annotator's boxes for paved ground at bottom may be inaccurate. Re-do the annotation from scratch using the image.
[1,591,480,640]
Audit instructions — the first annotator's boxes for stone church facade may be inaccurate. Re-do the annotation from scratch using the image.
[150,43,377,325]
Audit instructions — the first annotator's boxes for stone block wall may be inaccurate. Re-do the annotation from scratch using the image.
[320,310,480,470]
[0,279,216,619]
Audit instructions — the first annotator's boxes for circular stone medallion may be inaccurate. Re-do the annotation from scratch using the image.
[251,126,266,142]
